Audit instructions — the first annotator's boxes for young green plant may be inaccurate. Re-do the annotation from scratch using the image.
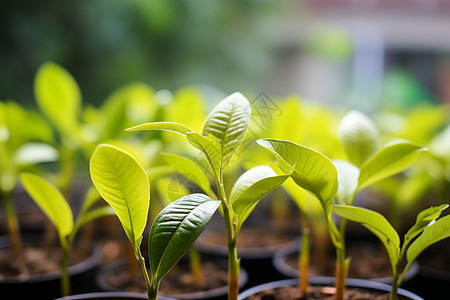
[0,99,56,263]
[127,92,291,300]
[20,173,114,297]
[333,204,450,300]
[257,117,427,300]
[89,144,220,300]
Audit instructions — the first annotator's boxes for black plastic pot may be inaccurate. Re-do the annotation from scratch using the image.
[0,235,102,300]
[55,291,177,299]
[238,277,424,300]
[402,239,450,299]
[272,241,419,284]
[96,259,248,300]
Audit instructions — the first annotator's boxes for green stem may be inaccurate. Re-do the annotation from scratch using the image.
[189,246,204,286]
[60,241,71,297]
[299,211,310,296]
[216,177,239,300]
[137,250,152,298]
[2,189,23,259]
[334,218,348,300]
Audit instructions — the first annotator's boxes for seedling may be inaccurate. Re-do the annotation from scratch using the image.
[90,144,220,300]
[20,173,114,297]
[333,204,450,300]
[0,99,56,263]
[258,113,427,300]
[127,93,290,300]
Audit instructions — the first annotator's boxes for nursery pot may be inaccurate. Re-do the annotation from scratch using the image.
[402,239,450,299]
[0,234,102,300]
[96,259,248,300]
[238,277,424,300]
[272,241,419,284]
[55,291,177,299]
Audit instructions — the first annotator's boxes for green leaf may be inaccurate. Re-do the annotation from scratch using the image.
[407,214,450,264]
[332,205,400,271]
[75,206,115,233]
[334,159,360,205]
[257,139,338,204]
[338,110,380,167]
[282,177,311,212]
[358,140,428,190]
[231,165,289,229]
[34,62,81,133]
[14,143,58,165]
[162,153,211,194]
[405,204,448,242]
[20,173,73,238]
[202,92,251,168]
[126,121,193,136]
[90,144,150,251]
[186,132,222,177]
[148,193,220,284]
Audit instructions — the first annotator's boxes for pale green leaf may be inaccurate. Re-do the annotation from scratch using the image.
[257,139,338,204]
[90,144,150,250]
[162,153,211,193]
[407,214,450,264]
[186,132,221,177]
[34,62,81,133]
[166,88,207,132]
[231,165,289,229]
[126,121,193,136]
[202,92,251,168]
[14,143,58,165]
[20,173,73,238]
[101,83,157,139]
[74,206,115,234]
[338,110,380,166]
[149,193,220,284]
[334,159,360,205]
[78,186,102,215]
[332,205,400,271]
[358,141,428,190]
[405,204,448,242]
[282,177,311,212]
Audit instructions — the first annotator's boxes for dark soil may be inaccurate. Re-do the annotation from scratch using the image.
[285,244,393,279]
[244,285,410,300]
[103,260,229,296]
[0,244,89,280]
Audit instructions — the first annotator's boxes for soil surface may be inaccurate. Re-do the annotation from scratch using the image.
[0,244,89,280]
[103,260,229,296]
[285,244,393,279]
[244,285,410,300]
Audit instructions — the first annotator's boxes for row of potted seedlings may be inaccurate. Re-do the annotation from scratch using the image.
[1,62,449,300]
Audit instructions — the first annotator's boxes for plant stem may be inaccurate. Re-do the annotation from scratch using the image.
[334,219,349,300]
[299,211,310,296]
[60,242,71,297]
[137,250,152,297]
[189,246,204,286]
[217,177,240,300]
[389,269,399,300]
[2,190,23,259]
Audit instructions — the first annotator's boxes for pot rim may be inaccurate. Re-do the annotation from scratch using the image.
[238,277,424,300]
[54,291,177,300]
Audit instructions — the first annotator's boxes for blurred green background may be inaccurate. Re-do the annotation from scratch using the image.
[1,0,450,111]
